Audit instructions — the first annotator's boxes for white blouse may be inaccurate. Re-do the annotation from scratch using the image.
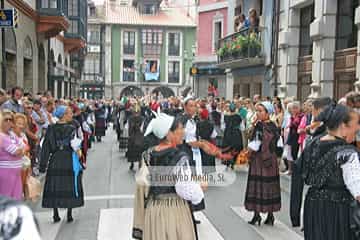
[341,152,360,198]
[174,156,204,205]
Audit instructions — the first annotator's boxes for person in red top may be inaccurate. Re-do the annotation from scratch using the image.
[286,101,303,175]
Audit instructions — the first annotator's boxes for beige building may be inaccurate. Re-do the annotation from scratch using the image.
[276,0,360,101]
[0,0,87,97]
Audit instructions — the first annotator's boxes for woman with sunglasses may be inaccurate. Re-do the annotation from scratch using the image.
[0,110,25,200]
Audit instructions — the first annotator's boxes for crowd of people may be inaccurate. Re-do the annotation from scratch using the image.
[111,91,360,240]
[0,87,113,238]
[2,84,360,240]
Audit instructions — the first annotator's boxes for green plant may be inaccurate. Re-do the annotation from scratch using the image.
[248,33,261,52]
[217,45,227,57]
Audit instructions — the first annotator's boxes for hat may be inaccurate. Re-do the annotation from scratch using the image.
[54,105,67,119]
[259,101,274,115]
[144,110,175,139]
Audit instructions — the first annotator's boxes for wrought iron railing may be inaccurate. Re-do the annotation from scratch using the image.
[168,73,180,83]
[123,72,135,82]
[217,27,262,63]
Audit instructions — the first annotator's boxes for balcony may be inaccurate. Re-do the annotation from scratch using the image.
[36,0,69,38]
[168,73,180,84]
[216,27,264,69]
[123,72,135,82]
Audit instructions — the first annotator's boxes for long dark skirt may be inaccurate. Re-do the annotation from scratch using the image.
[200,150,216,174]
[304,189,356,240]
[42,150,84,208]
[244,154,281,213]
[95,119,106,137]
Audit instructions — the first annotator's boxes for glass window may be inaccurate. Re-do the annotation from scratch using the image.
[168,61,180,83]
[88,30,100,44]
[299,4,314,56]
[144,4,156,14]
[39,0,57,8]
[214,21,222,50]
[68,20,78,34]
[68,0,78,16]
[336,0,359,50]
[90,6,96,16]
[168,33,180,56]
[123,60,135,82]
[123,31,135,55]
[142,29,163,45]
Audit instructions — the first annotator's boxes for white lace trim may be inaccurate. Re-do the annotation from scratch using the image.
[174,156,204,205]
[341,152,360,198]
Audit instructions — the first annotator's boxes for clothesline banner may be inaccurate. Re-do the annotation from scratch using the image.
[144,60,160,81]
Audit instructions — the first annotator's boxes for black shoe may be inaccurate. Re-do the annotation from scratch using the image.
[194,219,201,225]
[53,215,61,223]
[264,214,275,226]
[67,216,74,223]
[248,213,261,226]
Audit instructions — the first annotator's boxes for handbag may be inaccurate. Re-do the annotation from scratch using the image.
[24,176,41,202]
[350,200,360,238]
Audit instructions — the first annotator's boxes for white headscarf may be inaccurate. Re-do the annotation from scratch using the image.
[144,110,175,139]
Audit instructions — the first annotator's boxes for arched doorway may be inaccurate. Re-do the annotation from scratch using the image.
[120,86,144,97]
[38,44,46,93]
[152,86,175,98]
[23,37,33,93]
[5,28,17,89]
[57,54,62,98]
[48,49,55,94]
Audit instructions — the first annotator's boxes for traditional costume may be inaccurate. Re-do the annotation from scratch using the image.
[245,102,281,214]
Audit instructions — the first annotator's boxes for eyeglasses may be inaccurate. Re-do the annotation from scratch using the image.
[4,118,13,122]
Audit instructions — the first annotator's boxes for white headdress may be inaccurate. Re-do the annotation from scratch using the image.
[144,109,175,139]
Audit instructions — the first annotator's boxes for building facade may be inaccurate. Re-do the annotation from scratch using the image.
[193,0,227,98]
[103,0,196,98]
[276,0,360,101]
[215,0,275,100]
[0,0,87,98]
[80,1,106,99]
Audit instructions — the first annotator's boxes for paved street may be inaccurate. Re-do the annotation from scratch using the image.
[30,127,305,240]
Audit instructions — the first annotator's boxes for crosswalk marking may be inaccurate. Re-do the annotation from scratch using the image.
[231,206,304,240]
[35,210,65,240]
[85,194,135,201]
[97,208,225,240]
